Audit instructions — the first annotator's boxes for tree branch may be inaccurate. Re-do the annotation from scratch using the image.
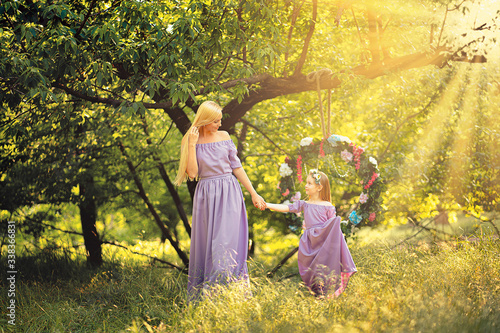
[267,246,299,278]
[52,82,172,108]
[140,116,192,237]
[222,45,487,130]
[55,44,485,134]
[75,0,98,38]
[378,84,446,161]
[293,0,317,76]
[101,240,187,273]
[104,120,190,266]
[53,73,271,111]
[239,119,289,156]
[284,0,306,77]
[366,7,380,63]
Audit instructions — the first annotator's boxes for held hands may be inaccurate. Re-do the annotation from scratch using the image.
[252,194,266,211]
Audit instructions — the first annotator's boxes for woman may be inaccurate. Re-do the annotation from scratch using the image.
[175,101,265,301]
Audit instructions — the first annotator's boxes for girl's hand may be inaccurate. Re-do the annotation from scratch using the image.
[189,126,199,145]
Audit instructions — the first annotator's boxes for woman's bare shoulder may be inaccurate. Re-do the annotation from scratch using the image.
[218,131,231,140]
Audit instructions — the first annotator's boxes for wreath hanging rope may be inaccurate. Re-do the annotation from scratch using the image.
[306,68,333,138]
[278,134,384,235]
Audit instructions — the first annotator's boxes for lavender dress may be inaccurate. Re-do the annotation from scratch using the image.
[187,139,249,301]
[288,200,357,296]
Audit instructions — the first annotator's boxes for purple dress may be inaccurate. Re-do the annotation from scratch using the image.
[187,139,249,301]
[288,200,357,296]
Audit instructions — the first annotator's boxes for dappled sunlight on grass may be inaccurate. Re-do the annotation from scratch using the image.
[5,214,499,332]
[353,211,499,248]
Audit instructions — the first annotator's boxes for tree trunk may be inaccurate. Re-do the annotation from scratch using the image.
[187,180,198,202]
[248,228,255,258]
[79,174,103,267]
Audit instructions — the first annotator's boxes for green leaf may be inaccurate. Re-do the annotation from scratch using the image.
[97,72,103,86]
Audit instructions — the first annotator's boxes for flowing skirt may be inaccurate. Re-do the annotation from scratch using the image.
[298,215,357,296]
[187,173,249,301]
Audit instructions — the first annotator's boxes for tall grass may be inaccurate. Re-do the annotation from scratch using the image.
[1,221,499,332]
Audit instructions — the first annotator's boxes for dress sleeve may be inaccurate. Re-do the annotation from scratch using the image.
[228,140,242,169]
[327,206,337,219]
[288,200,305,213]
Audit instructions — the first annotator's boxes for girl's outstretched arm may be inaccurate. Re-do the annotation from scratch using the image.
[266,203,290,212]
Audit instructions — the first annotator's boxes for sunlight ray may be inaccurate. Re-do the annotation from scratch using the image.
[405,66,469,188]
[447,65,482,201]
[483,62,500,200]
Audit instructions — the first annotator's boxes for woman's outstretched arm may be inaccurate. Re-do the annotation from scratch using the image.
[232,167,265,210]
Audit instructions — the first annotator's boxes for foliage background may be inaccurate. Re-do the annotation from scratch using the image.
[1,1,500,331]
[0,0,499,302]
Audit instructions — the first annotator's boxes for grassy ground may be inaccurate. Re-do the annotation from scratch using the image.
[1,217,499,332]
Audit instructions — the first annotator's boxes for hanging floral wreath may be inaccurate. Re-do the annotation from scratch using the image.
[278,134,384,235]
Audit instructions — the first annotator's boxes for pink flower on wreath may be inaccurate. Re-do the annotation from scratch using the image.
[364,172,379,190]
[350,144,364,170]
[341,150,353,162]
[291,191,301,202]
[369,212,376,222]
[319,140,325,157]
[297,155,303,182]
[350,143,364,155]
[282,189,290,196]
[359,192,368,204]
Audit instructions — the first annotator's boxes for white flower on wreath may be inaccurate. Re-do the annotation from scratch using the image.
[339,135,351,143]
[279,163,293,177]
[369,156,378,168]
[300,137,313,146]
[327,134,351,147]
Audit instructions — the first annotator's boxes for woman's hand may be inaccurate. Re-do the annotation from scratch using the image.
[252,193,266,211]
[186,126,200,179]
[189,126,199,146]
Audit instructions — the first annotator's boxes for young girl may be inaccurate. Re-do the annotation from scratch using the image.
[266,169,356,297]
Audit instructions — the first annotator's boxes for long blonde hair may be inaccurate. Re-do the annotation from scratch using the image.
[174,101,223,186]
[310,170,331,202]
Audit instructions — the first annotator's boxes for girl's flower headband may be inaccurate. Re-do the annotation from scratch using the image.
[309,169,321,184]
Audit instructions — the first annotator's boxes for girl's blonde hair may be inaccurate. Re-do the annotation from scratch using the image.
[309,170,331,202]
[174,101,223,186]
